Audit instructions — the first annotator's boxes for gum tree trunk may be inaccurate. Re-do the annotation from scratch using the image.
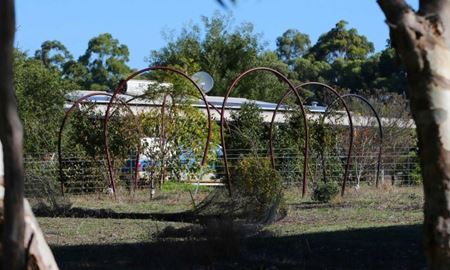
[378,0,450,268]
[0,0,26,269]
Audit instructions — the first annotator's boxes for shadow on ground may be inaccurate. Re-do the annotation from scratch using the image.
[52,224,424,270]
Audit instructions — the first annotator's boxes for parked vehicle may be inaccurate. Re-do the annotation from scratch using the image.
[120,155,151,184]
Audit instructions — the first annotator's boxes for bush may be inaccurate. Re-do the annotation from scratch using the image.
[408,151,422,185]
[234,155,285,220]
[61,158,107,194]
[312,181,340,203]
[410,162,422,185]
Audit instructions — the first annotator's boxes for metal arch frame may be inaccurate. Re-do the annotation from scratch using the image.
[103,66,213,194]
[108,86,225,195]
[303,83,354,197]
[220,67,309,196]
[57,92,142,196]
[269,82,354,197]
[326,93,384,188]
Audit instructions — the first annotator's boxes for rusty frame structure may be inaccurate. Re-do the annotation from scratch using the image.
[58,65,384,198]
[57,92,142,196]
[103,66,213,194]
[326,93,384,188]
[220,67,309,196]
[269,82,354,197]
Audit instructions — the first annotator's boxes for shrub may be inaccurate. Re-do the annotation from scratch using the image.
[234,155,285,220]
[408,151,422,185]
[410,162,422,185]
[311,181,339,203]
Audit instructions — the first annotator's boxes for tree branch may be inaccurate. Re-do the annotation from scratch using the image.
[419,0,450,48]
[377,0,413,25]
[419,0,449,15]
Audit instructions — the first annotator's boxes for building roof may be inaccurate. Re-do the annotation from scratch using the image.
[65,90,325,113]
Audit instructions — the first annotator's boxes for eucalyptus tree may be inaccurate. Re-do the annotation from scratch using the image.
[78,33,131,90]
[378,0,450,267]
[276,29,311,66]
[34,40,73,71]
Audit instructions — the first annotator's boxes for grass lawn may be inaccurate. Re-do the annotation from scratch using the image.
[34,183,425,269]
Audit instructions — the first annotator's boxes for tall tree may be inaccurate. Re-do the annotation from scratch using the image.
[34,40,73,71]
[78,33,131,90]
[308,20,374,62]
[148,13,264,98]
[0,0,25,269]
[276,29,311,65]
[14,50,78,154]
[378,0,450,267]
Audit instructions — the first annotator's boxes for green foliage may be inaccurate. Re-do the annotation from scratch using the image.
[140,85,221,182]
[77,33,131,90]
[405,150,422,185]
[236,51,292,102]
[24,157,67,207]
[276,29,311,65]
[161,181,210,193]
[234,156,284,215]
[294,57,331,83]
[227,102,265,152]
[64,104,140,192]
[311,180,340,203]
[60,157,106,194]
[149,14,406,98]
[276,109,344,186]
[14,49,78,154]
[410,163,422,185]
[148,13,272,99]
[34,40,73,71]
[69,104,139,161]
[308,20,374,62]
[309,120,345,184]
[62,59,89,87]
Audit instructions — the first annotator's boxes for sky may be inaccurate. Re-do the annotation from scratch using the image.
[15,0,418,69]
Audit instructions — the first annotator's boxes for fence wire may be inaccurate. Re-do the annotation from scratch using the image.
[23,147,420,197]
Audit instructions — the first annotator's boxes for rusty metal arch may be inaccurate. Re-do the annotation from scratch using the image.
[269,82,354,197]
[326,93,383,188]
[118,88,227,196]
[103,66,213,194]
[57,92,141,196]
[301,83,354,197]
[220,67,309,196]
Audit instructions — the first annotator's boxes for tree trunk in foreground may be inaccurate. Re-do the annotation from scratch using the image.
[0,1,59,269]
[0,0,26,269]
[378,0,450,268]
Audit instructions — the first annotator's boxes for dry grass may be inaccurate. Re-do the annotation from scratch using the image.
[32,183,425,269]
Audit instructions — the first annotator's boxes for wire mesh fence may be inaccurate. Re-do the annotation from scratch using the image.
[23,146,420,197]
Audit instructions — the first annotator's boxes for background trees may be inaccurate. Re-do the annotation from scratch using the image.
[148,14,407,101]
[23,14,409,105]
[34,40,73,71]
[276,29,311,66]
[14,50,78,155]
[77,33,131,90]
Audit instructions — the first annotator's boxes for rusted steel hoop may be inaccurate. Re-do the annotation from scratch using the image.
[57,93,141,196]
[103,66,213,194]
[326,93,383,188]
[123,92,227,192]
[220,67,309,196]
[299,83,353,197]
[269,82,354,197]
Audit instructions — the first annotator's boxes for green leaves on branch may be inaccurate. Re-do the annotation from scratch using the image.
[78,33,131,90]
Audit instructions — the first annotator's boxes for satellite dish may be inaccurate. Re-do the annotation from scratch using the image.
[192,71,214,94]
